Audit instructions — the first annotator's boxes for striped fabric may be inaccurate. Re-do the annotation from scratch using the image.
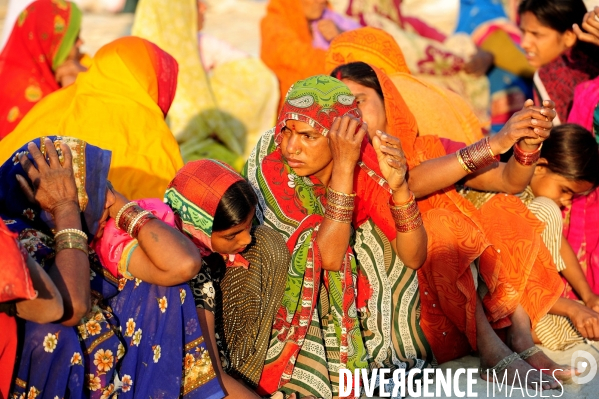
[244,129,431,398]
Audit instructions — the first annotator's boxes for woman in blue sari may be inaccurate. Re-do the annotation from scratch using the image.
[0,137,224,399]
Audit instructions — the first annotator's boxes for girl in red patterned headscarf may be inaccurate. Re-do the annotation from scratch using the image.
[0,0,85,139]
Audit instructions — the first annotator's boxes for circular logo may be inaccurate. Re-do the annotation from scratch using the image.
[571,350,598,384]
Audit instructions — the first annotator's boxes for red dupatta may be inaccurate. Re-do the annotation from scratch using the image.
[0,0,82,139]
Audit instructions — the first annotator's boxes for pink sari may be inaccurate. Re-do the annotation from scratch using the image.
[564,77,599,298]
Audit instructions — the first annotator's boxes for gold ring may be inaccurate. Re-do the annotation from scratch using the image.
[295,150,300,155]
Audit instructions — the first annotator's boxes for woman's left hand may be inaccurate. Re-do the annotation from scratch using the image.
[372,130,408,192]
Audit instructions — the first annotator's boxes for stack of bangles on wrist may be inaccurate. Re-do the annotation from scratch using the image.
[456,136,497,174]
[389,192,423,233]
[115,202,158,238]
[513,142,542,166]
[55,228,88,255]
[324,187,355,224]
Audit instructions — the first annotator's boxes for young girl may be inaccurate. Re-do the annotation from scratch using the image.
[164,160,311,399]
[463,123,599,349]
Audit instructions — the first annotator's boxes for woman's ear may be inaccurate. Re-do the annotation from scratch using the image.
[564,29,578,48]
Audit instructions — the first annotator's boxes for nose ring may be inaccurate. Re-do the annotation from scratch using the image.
[295,150,300,155]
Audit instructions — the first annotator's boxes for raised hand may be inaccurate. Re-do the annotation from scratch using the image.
[573,6,599,47]
[489,99,556,154]
[316,19,341,42]
[328,115,368,173]
[372,130,408,192]
[16,138,80,217]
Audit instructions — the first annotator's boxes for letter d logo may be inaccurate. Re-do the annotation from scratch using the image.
[571,350,598,385]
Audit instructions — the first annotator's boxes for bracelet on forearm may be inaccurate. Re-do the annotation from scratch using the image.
[55,233,89,255]
[456,137,497,174]
[324,203,353,224]
[130,212,158,238]
[54,228,88,241]
[114,202,137,228]
[389,192,423,233]
[513,142,542,166]
[326,186,356,208]
[324,187,355,224]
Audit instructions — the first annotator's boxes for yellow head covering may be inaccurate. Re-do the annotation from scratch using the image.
[0,36,184,200]
[132,0,242,156]
[325,27,483,144]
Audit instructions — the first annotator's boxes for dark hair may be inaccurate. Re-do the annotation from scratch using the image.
[540,123,599,186]
[212,180,258,232]
[331,62,384,100]
[518,0,587,33]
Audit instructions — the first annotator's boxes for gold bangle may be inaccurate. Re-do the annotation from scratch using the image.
[54,228,88,241]
[327,187,356,208]
[55,235,89,255]
[456,151,473,173]
[115,202,137,229]
[127,211,152,237]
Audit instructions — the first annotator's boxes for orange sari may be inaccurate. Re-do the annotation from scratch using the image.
[260,0,327,107]
[350,63,563,363]
[325,27,483,145]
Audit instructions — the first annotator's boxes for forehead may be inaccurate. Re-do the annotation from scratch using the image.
[285,120,317,133]
[520,11,552,31]
[550,173,594,193]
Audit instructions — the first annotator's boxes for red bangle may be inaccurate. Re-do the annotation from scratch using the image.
[513,143,542,166]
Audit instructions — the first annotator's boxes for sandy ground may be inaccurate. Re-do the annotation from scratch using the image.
[0,0,598,397]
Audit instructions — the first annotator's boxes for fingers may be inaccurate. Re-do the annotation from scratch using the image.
[15,174,35,203]
[26,141,49,172]
[18,147,39,180]
[60,142,73,170]
[44,138,61,168]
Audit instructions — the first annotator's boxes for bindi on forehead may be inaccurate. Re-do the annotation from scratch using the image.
[291,123,296,131]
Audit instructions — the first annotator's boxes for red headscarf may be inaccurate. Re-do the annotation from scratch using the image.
[165,159,250,268]
[0,0,82,139]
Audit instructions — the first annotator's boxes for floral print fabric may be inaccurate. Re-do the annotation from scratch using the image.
[0,138,223,399]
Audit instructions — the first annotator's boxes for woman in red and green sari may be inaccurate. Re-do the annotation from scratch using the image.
[0,0,86,139]
[244,75,432,398]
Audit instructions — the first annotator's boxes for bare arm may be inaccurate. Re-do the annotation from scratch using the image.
[108,191,202,286]
[317,116,367,271]
[126,220,202,286]
[407,100,556,198]
[18,139,91,326]
[15,255,63,323]
[560,235,599,312]
[196,309,262,399]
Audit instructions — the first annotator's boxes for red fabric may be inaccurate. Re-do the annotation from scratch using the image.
[0,0,76,138]
[537,44,599,123]
[0,218,35,302]
[0,313,17,399]
[143,40,178,116]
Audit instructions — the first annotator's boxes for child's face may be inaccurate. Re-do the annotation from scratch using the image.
[530,166,593,208]
[210,212,253,255]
